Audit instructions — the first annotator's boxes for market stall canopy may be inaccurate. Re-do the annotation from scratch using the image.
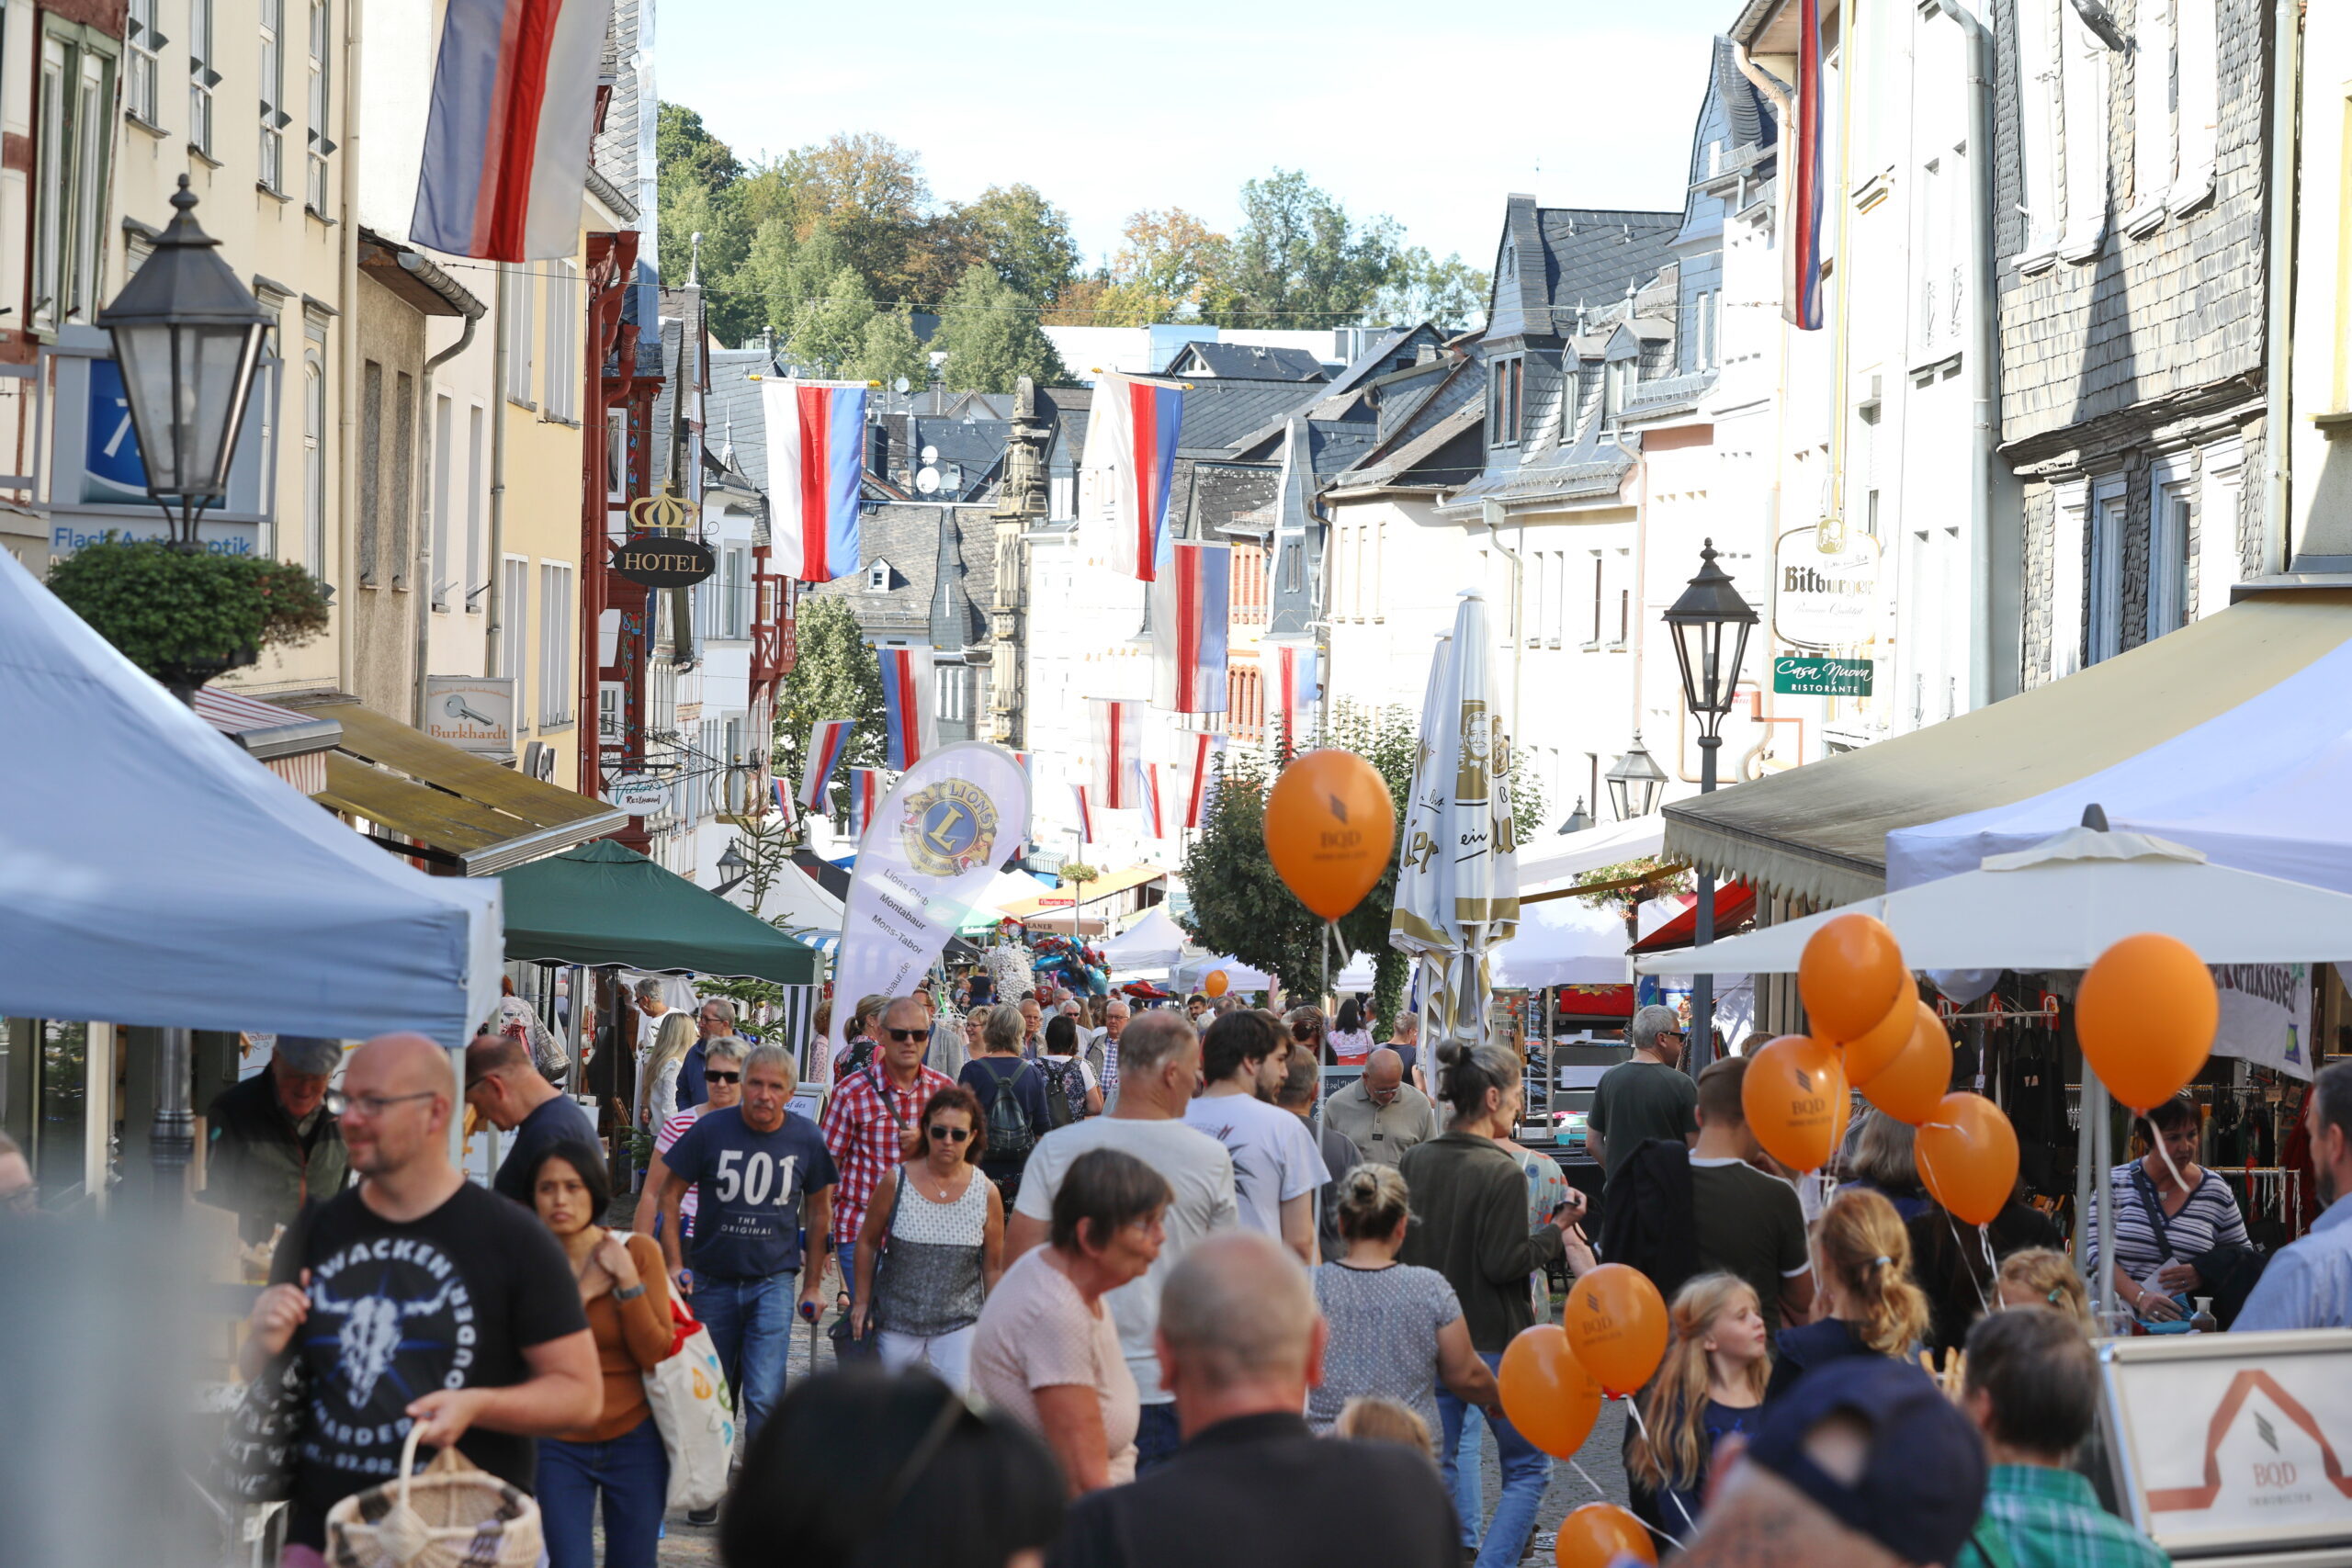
[1636,823,2352,976]
[312,700,627,875]
[0,550,500,1043]
[995,863,1168,921]
[1517,815,1668,895]
[1101,907,1187,971]
[1661,590,2352,907]
[497,839,818,984]
[1176,954,1274,992]
[1631,884,1758,953]
[761,862,844,957]
[975,868,1055,916]
[1490,896,1632,987]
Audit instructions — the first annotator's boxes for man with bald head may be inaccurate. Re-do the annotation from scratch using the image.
[1051,1231,1459,1568]
[243,1033,600,1564]
[1321,1047,1440,1166]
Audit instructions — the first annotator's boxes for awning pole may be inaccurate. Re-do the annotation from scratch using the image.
[2090,1074,2118,1324]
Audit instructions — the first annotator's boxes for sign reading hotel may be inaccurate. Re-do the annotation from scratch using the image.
[1772,523,1880,652]
[424,676,515,756]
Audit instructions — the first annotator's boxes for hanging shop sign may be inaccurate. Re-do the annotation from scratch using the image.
[424,676,515,755]
[611,534,715,589]
[2211,963,2313,1082]
[1773,522,1881,651]
[609,774,670,815]
[1773,655,1873,696]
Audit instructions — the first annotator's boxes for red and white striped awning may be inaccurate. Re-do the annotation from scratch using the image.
[194,688,342,795]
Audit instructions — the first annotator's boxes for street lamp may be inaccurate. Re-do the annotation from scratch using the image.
[714,840,752,897]
[1557,796,1594,836]
[96,175,274,552]
[1604,737,1668,822]
[1663,538,1758,1072]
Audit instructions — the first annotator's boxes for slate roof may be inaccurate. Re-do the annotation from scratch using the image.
[806,503,999,649]
[1164,342,1329,382]
[1487,199,1682,344]
[1174,464,1281,543]
[1153,378,1329,458]
[705,349,778,494]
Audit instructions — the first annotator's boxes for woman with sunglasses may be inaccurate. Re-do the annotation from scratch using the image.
[850,1086,1003,1394]
[630,1035,746,1263]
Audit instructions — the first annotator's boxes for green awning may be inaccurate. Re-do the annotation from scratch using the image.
[495,839,819,985]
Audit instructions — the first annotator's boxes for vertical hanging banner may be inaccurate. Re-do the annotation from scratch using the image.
[1151,541,1232,713]
[1783,0,1826,330]
[1080,372,1183,581]
[411,0,616,261]
[1181,730,1225,829]
[1138,761,1166,840]
[1090,698,1139,808]
[797,719,856,811]
[832,743,1032,1052]
[846,767,882,841]
[1268,642,1320,744]
[1072,784,1095,844]
[879,648,935,771]
[763,378,868,581]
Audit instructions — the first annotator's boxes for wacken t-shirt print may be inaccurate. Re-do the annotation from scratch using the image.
[268,1179,587,1547]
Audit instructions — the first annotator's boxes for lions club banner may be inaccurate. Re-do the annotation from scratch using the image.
[831,742,1032,1055]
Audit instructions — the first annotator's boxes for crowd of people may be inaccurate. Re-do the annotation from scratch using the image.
[211,976,2352,1568]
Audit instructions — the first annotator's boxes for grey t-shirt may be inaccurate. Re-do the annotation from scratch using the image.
[1589,1059,1698,1182]
[1306,1260,1464,1438]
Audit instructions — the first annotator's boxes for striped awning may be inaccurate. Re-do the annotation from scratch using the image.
[195,688,342,795]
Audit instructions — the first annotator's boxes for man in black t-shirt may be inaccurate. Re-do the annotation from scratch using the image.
[1589,1004,1698,1185]
[466,1033,599,1205]
[243,1033,599,1557]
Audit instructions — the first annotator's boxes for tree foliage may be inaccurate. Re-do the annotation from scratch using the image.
[934,265,1070,393]
[1374,247,1491,335]
[47,539,332,681]
[1205,171,1406,329]
[773,596,886,827]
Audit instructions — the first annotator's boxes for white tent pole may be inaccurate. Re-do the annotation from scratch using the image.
[2091,1076,2117,1324]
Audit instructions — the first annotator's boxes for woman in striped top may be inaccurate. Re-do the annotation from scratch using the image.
[2086,1092,2250,1323]
[630,1035,747,1258]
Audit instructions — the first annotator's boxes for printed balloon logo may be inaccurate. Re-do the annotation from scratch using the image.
[1263,750,1396,919]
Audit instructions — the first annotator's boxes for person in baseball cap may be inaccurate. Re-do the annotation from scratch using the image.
[198,1036,350,1242]
[1676,1356,1989,1568]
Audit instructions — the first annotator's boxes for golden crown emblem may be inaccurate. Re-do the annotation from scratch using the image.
[628,485,691,535]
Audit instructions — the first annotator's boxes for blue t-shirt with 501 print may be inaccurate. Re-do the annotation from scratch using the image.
[663,1106,837,1280]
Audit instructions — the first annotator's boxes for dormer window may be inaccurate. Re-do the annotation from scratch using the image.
[1501,243,1517,282]
[1605,361,1631,422]
[1487,355,1525,450]
[865,560,891,592]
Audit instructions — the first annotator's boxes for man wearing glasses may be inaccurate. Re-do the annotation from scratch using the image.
[819,997,956,1312]
[1588,1003,1699,1188]
[466,1032,599,1206]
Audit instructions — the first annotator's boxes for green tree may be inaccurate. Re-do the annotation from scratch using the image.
[656,103,756,337]
[773,132,934,302]
[656,101,743,192]
[1101,208,1227,323]
[956,184,1082,305]
[774,596,887,825]
[851,310,929,389]
[933,264,1069,393]
[786,265,876,377]
[1205,170,1404,328]
[1374,247,1491,334]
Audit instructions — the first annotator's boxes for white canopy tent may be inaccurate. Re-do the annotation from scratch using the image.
[0,549,502,1045]
[976,868,1056,917]
[761,862,845,957]
[1176,954,1275,993]
[1101,907,1187,974]
[1517,816,1668,895]
[1492,896,1634,987]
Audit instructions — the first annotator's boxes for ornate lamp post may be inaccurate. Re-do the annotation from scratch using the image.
[96,175,273,1205]
[1604,736,1668,822]
[1556,796,1594,836]
[1663,539,1757,1072]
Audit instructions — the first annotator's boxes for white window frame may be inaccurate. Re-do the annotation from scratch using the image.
[34,28,117,335]
[503,264,536,410]
[305,0,333,214]
[188,0,216,158]
[258,0,286,194]
[2125,0,2175,235]
[1528,547,1548,646]
[2147,452,2194,639]
[430,393,453,609]
[865,560,888,592]
[499,554,530,692]
[934,662,969,724]
[1586,550,1605,647]
[125,0,162,128]
[2086,475,2127,665]
[2015,0,2064,267]
[302,327,327,572]
[465,404,486,611]
[2058,1,2111,264]
[723,546,750,638]
[2049,478,2089,682]
[543,260,578,423]
[2170,0,2218,214]
[2196,438,2245,618]
[538,560,574,727]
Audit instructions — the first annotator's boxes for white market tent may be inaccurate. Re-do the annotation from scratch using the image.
[1518,816,1667,895]
[1492,896,1634,987]
[1176,954,1275,992]
[762,861,845,957]
[1101,907,1186,973]
[0,549,502,1044]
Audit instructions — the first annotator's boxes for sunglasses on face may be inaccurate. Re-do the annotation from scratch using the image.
[888,1026,933,1043]
[927,1124,972,1143]
[704,1070,742,1085]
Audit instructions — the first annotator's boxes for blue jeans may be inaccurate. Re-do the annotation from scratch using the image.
[695,1271,796,1447]
[1135,1401,1183,1473]
[1438,1352,1551,1568]
[537,1417,669,1568]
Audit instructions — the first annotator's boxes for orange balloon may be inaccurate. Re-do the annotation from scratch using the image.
[1497,1325,1603,1460]
[1562,1264,1669,1397]
[1262,750,1396,920]
[1799,913,1908,1042]
[1916,1092,2019,1225]
[1556,1503,1657,1568]
[2075,932,2217,1110]
[1741,1034,1848,1172]
[1860,1008,1953,1125]
[1204,969,1230,998]
[1843,992,1921,1088]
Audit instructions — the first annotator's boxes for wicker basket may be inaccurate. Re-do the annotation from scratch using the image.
[322,1423,540,1568]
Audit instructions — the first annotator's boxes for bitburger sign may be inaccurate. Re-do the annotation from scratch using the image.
[611,533,715,589]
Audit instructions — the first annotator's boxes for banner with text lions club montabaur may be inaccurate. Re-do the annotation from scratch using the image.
[831,742,1031,1058]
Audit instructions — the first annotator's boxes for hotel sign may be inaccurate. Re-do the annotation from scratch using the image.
[611,534,716,589]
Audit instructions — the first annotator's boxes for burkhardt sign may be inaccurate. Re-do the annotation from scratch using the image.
[1773,521,1880,652]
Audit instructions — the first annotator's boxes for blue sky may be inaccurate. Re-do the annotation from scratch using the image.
[657,0,1735,276]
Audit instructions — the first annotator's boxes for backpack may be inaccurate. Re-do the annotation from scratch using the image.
[1038,1059,1088,1128]
[1595,1138,1699,1302]
[983,1062,1037,1162]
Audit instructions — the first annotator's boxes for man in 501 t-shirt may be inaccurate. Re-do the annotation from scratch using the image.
[1589,1004,1699,1187]
[658,1043,835,1447]
[243,1034,599,1564]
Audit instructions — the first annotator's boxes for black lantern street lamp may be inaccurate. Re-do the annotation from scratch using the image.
[1663,538,1758,1072]
[96,175,275,553]
[96,175,273,1208]
[714,840,752,897]
[1604,736,1668,822]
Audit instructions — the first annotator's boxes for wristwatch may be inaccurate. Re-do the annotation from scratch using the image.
[614,1282,646,1303]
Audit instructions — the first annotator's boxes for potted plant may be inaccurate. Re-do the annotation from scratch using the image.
[45,536,332,704]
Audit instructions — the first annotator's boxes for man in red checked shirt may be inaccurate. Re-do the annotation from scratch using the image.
[819,996,955,1319]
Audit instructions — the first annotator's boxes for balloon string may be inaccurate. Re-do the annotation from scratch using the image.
[1620,1396,1700,1539]
[1568,1457,1689,1553]
[2144,1118,2192,1195]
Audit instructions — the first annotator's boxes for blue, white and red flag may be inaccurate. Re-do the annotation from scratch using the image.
[1269,643,1320,744]
[1152,541,1231,714]
[797,719,855,812]
[879,648,934,771]
[1080,373,1183,582]
[1137,761,1166,839]
[1090,698,1139,808]
[1182,730,1225,830]
[772,777,791,817]
[1784,0,1826,330]
[1072,784,1095,845]
[763,379,867,581]
[411,0,613,261]
[848,768,882,841]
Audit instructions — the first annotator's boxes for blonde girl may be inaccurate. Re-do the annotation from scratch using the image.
[1766,1188,1934,1401]
[640,1010,698,1128]
[1996,1247,2094,1330]
[1628,1272,1770,1534]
